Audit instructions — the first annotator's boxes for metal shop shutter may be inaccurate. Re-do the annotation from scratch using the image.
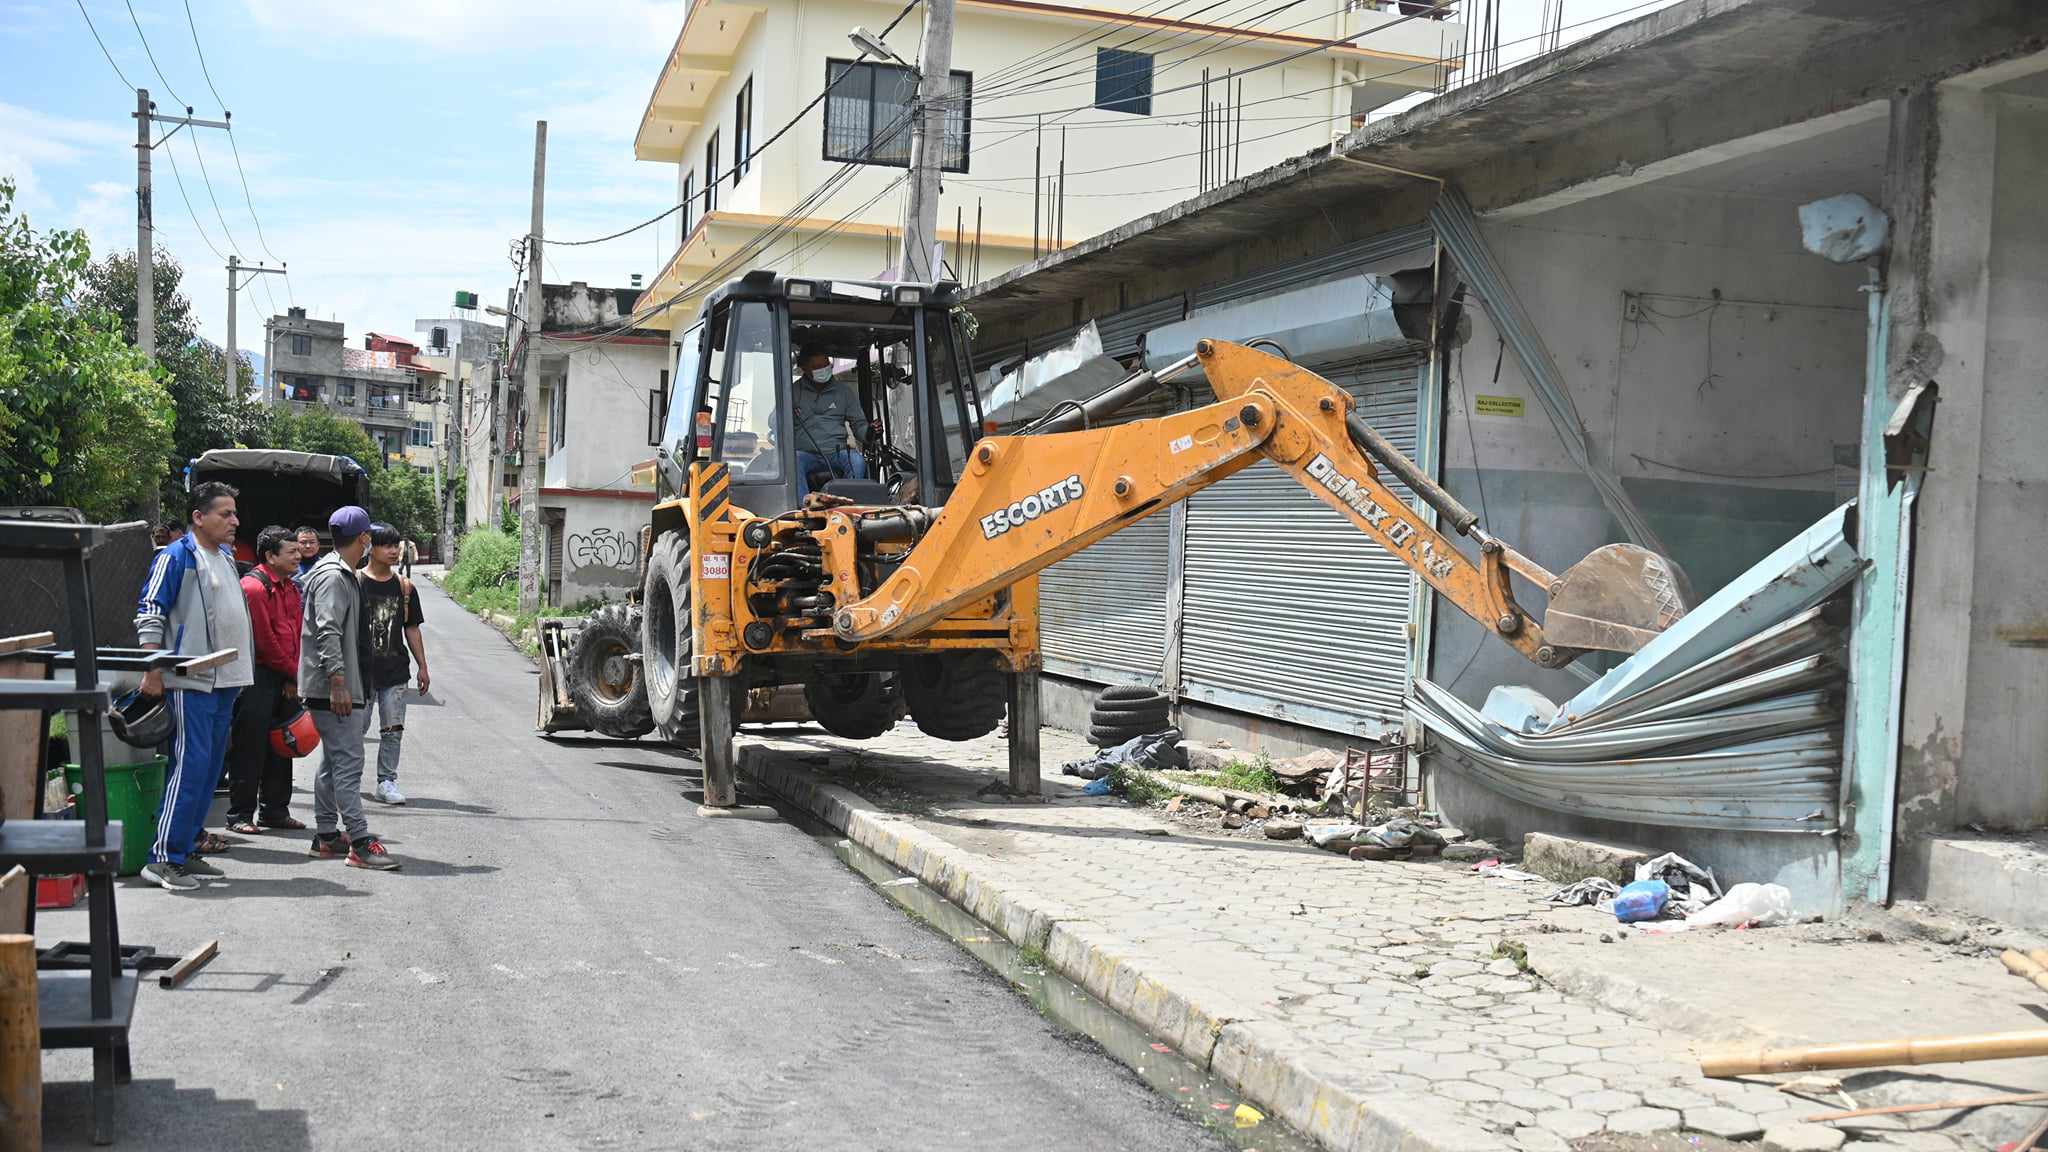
[1177,355,1425,737]
[1037,392,1176,687]
[1095,295,1187,362]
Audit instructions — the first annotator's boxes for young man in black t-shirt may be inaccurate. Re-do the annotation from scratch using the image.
[360,522,431,805]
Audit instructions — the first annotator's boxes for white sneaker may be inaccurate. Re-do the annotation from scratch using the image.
[375,780,407,805]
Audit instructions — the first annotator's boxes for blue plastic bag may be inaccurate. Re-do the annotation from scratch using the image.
[1082,776,1113,796]
[1612,879,1671,923]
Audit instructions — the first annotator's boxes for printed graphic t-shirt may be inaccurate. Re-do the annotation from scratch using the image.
[359,573,424,689]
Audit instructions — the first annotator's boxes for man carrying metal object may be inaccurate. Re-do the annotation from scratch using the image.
[134,481,257,891]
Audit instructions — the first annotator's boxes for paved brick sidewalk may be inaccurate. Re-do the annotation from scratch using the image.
[740,723,1967,1152]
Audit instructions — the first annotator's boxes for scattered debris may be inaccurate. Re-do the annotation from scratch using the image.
[1548,877,1621,909]
[1637,852,1722,917]
[1306,823,1367,849]
[1082,777,1113,796]
[1613,878,1672,923]
[1689,882,1795,928]
[1062,729,1183,780]
[1349,844,1397,861]
[1264,819,1304,841]
[1221,812,1246,830]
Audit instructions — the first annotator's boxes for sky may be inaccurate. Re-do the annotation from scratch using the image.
[0,0,1676,358]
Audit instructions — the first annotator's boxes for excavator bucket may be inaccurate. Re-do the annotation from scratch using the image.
[1543,544,1694,655]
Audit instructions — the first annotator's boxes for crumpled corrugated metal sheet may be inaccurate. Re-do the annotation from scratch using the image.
[1413,503,1859,833]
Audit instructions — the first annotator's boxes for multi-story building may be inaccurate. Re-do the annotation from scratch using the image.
[630,0,1463,328]
[263,308,441,470]
[502,282,672,606]
[414,315,506,532]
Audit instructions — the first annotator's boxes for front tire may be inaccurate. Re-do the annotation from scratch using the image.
[564,604,653,738]
[641,531,703,748]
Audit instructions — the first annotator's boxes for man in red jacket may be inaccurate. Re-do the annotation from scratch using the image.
[226,525,308,834]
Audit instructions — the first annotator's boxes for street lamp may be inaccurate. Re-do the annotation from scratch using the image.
[849,26,915,70]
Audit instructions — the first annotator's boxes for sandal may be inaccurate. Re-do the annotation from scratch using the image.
[196,831,232,853]
[226,819,262,836]
[260,814,307,831]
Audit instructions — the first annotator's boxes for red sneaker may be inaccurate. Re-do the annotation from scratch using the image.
[308,833,350,859]
[347,838,401,871]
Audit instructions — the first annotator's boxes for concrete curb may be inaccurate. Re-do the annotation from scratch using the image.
[741,747,1499,1152]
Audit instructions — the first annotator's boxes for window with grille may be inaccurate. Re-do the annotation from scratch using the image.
[823,59,970,171]
[1095,48,1153,115]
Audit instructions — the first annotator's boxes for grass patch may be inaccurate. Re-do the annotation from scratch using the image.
[1491,939,1531,973]
[1109,764,1172,806]
[1190,753,1284,796]
[1016,942,1048,971]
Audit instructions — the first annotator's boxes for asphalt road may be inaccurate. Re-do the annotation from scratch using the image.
[39,575,1225,1152]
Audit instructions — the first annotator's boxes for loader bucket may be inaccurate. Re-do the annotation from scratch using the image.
[1543,544,1694,655]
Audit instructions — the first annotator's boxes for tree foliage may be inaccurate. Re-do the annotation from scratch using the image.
[79,248,268,510]
[0,180,176,520]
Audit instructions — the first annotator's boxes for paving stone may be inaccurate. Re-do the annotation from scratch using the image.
[1471,1068,1534,1093]
[1502,1087,1568,1112]
[1572,1088,1641,1114]
[1541,1074,1602,1098]
[1469,1102,1536,1130]
[1486,957,1524,977]
[1682,1105,1767,1139]
[1762,1122,1847,1151]
[1536,1110,1604,1139]
[1513,1126,1571,1152]
[1856,1131,1962,1151]
[1437,1081,1503,1104]
[1605,1106,1681,1135]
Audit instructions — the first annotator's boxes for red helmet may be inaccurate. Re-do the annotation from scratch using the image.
[270,706,321,759]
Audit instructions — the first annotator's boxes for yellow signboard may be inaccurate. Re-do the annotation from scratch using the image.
[1474,394,1525,418]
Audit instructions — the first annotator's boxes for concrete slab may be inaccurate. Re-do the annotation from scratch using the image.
[1923,833,2048,932]
[1522,832,1651,885]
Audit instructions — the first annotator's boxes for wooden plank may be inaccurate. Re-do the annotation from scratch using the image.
[1803,1090,2048,1123]
[158,939,220,990]
[0,930,38,1151]
[0,634,55,659]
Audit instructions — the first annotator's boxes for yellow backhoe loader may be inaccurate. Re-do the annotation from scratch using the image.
[542,272,1690,805]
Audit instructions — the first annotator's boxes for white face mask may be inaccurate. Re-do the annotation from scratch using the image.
[810,366,833,384]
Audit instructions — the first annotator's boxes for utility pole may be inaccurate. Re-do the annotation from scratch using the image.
[135,89,154,360]
[899,0,955,282]
[225,255,286,400]
[440,322,463,563]
[518,121,547,614]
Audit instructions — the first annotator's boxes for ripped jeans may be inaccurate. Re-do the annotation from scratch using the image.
[364,684,409,784]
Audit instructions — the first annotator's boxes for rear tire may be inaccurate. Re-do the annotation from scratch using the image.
[803,673,901,740]
[900,654,1007,742]
[1097,684,1166,704]
[564,604,653,738]
[641,531,703,748]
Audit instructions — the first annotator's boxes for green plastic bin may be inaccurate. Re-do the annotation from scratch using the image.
[62,757,167,876]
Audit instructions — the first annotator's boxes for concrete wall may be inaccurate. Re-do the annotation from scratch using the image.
[545,494,651,605]
[1429,185,1869,711]
[1893,78,2048,889]
[540,339,668,492]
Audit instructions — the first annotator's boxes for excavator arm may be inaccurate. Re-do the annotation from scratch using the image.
[826,341,1686,669]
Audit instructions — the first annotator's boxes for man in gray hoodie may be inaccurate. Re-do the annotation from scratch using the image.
[299,506,400,870]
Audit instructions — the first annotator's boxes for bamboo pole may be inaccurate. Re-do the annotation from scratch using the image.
[2002,949,2048,993]
[1701,1029,2048,1078]
[0,931,39,1151]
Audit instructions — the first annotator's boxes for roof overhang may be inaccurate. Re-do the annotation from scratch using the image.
[964,0,2048,329]
[636,0,765,162]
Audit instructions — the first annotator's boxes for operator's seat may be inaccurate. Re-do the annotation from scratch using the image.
[820,478,894,506]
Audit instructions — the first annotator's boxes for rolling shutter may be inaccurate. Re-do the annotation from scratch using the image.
[1176,354,1426,737]
[1037,391,1176,687]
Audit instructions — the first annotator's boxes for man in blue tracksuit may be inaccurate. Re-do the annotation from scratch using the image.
[134,481,257,891]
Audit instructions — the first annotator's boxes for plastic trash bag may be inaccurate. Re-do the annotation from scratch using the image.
[1613,879,1671,923]
[1061,729,1184,780]
[1686,882,1795,928]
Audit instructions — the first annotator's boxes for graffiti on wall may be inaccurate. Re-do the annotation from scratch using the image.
[567,527,640,586]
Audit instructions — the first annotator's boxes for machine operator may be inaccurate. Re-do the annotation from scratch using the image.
[791,344,871,499]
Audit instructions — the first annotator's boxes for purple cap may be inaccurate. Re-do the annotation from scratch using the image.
[328,505,371,540]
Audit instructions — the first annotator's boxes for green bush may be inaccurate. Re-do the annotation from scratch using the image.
[446,528,518,599]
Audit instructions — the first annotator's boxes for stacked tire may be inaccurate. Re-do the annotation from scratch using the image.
[1089,685,1172,748]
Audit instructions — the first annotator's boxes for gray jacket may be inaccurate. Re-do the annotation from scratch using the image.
[298,551,365,702]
